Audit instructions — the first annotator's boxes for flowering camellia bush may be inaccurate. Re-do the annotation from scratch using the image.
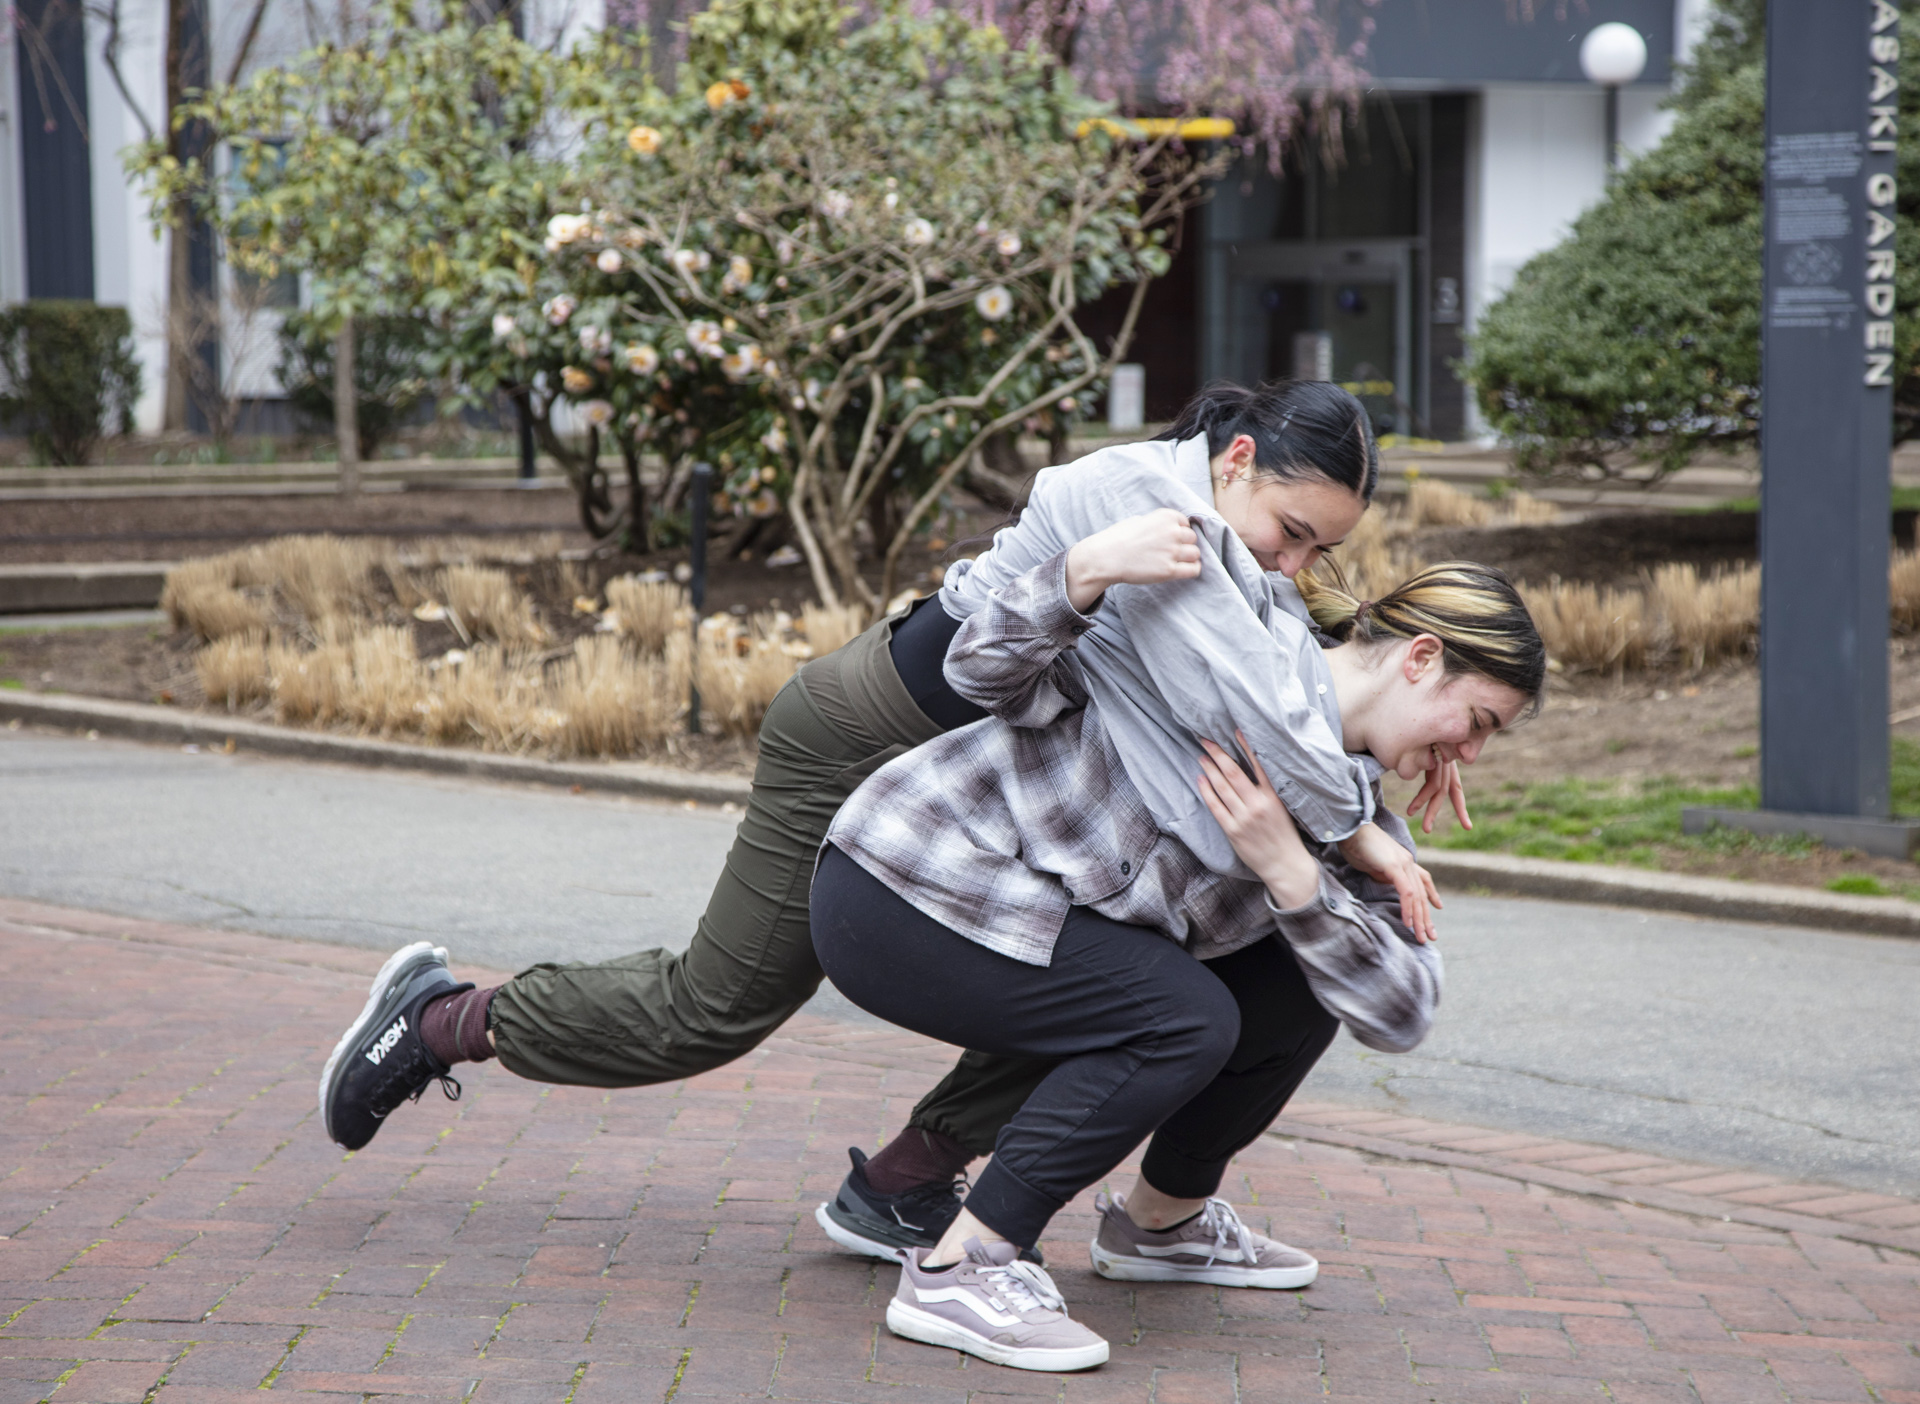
[468,0,1203,609]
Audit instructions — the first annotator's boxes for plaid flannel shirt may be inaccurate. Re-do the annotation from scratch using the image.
[826,550,1443,1054]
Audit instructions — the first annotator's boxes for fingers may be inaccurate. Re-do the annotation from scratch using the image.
[1448,763,1472,830]
[1418,864,1443,913]
[1392,870,1433,944]
[1231,730,1277,795]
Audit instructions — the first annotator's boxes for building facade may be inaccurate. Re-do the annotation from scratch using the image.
[2,0,1701,439]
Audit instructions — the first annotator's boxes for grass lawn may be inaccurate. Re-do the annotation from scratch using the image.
[1424,737,1920,899]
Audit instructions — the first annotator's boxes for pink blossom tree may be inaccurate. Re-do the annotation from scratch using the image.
[613,0,1376,168]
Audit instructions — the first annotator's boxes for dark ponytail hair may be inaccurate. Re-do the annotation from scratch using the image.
[1157,379,1379,502]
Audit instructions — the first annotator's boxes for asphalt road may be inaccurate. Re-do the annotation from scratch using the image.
[4,728,1916,1196]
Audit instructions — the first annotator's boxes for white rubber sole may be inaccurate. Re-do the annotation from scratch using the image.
[1090,1239,1318,1290]
[885,1298,1108,1372]
[316,940,445,1145]
[813,1202,910,1262]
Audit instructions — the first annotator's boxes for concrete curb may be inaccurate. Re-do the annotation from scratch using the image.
[0,690,753,808]
[0,562,174,612]
[1422,848,1920,940]
[6,688,1917,938]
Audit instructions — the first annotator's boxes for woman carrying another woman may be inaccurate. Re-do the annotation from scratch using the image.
[318,380,1468,1231]
[811,554,1544,1371]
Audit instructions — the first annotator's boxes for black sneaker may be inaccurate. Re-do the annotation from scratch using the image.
[319,941,466,1151]
[815,1148,966,1261]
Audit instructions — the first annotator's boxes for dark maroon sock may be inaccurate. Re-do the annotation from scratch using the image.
[863,1127,973,1195]
[420,985,498,1066]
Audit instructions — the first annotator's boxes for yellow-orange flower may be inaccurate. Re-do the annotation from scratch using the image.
[561,365,594,394]
[627,125,662,155]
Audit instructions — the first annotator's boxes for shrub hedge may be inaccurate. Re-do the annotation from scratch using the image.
[0,301,142,465]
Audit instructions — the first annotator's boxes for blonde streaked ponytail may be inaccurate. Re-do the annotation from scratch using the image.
[1298,559,1546,707]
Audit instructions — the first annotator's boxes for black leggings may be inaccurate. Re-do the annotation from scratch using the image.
[811,844,1340,1248]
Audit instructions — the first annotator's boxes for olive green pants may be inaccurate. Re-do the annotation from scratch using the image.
[488,611,1042,1155]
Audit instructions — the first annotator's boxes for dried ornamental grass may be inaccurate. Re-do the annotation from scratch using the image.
[1649,561,1758,671]
[799,602,866,658]
[1402,477,1493,528]
[440,564,546,645]
[1506,491,1560,524]
[240,535,383,624]
[161,558,269,641]
[697,614,799,738]
[268,634,350,725]
[607,576,689,653]
[1523,577,1648,674]
[195,630,269,710]
[341,626,426,735]
[553,635,687,757]
[1893,548,1920,631]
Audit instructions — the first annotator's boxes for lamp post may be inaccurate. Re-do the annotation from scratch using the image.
[1580,22,1648,173]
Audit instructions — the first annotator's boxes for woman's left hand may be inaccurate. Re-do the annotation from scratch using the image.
[1405,755,1471,835]
[1196,735,1320,910]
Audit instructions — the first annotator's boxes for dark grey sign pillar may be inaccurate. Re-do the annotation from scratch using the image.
[1686,0,1919,857]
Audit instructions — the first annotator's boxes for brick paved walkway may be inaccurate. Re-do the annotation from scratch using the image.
[1,896,1916,1404]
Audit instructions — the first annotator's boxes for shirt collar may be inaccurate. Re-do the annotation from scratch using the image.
[1173,434,1213,503]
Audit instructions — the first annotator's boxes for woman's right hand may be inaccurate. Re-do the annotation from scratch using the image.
[1065,509,1203,612]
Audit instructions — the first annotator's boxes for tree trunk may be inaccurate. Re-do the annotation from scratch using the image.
[334,318,360,496]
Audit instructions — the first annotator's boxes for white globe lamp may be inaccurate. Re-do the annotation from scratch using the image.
[1581,22,1649,173]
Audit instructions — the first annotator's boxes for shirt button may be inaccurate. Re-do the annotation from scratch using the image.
[1324,831,1336,841]
[1120,860,1131,875]
[1316,683,1328,694]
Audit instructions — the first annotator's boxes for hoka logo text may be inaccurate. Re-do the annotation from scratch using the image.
[364,1016,408,1066]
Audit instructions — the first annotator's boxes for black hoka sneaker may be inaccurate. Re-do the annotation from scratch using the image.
[320,942,466,1150]
[815,1148,967,1261]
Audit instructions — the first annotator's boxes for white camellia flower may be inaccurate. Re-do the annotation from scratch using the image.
[670,248,711,276]
[581,400,615,427]
[546,213,591,245]
[1057,396,1077,412]
[623,343,660,375]
[828,324,847,342]
[974,285,1013,321]
[543,294,577,326]
[760,423,787,453]
[721,254,753,294]
[883,191,899,210]
[579,325,613,356]
[901,376,924,391]
[596,249,623,274]
[996,231,1022,257]
[902,218,934,247]
[817,190,852,219]
[491,313,516,341]
[974,217,992,236]
[777,237,797,265]
[686,320,725,358]
[722,344,764,382]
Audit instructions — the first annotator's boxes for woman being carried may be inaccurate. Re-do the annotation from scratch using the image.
[810,554,1544,1371]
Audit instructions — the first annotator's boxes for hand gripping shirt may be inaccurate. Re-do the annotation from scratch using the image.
[939,433,1376,880]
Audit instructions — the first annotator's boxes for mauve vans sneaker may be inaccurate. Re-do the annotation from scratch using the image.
[1089,1193,1318,1289]
[886,1238,1107,1372]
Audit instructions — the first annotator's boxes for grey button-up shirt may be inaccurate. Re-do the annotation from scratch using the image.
[827,550,1442,1054]
[941,433,1376,880]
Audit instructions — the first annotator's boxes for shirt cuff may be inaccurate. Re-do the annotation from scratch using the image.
[1262,869,1357,938]
[1032,549,1099,642]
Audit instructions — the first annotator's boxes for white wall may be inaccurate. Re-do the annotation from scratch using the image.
[87,0,170,431]
[0,19,25,306]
